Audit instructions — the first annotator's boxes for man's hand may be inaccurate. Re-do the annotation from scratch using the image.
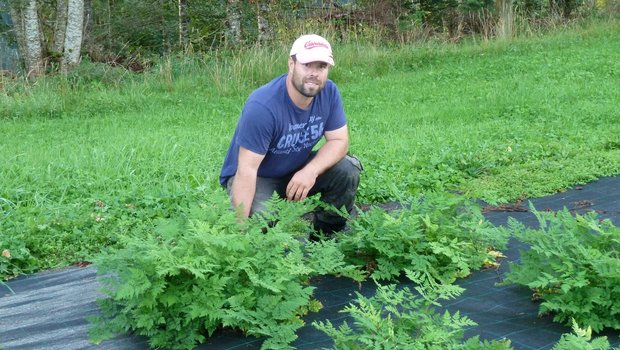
[286,167,318,201]
[286,125,349,201]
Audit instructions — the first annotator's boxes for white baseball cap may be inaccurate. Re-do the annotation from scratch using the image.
[289,34,335,66]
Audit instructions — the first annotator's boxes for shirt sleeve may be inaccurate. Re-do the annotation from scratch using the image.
[235,101,274,155]
[324,82,347,131]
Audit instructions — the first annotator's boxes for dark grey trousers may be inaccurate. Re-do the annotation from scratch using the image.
[226,154,362,234]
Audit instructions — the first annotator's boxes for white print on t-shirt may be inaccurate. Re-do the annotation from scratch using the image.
[271,118,324,155]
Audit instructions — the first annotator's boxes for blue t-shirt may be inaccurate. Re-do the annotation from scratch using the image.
[220,74,346,185]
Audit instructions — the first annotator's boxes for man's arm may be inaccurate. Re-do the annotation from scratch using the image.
[231,146,265,218]
[286,125,349,201]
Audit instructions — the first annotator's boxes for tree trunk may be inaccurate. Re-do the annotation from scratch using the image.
[53,0,68,55]
[549,0,561,18]
[7,4,26,62]
[61,0,84,72]
[226,0,241,46]
[560,0,574,19]
[12,0,44,76]
[495,0,513,39]
[82,0,93,54]
[257,0,272,45]
[178,0,188,51]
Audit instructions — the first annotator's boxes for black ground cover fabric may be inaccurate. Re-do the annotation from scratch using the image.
[1,176,619,350]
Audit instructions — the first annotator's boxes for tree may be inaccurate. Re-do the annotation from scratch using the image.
[61,0,84,72]
[256,0,273,44]
[226,0,241,45]
[8,0,43,76]
[82,0,93,54]
[496,0,514,39]
[53,0,68,55]
[178,0,188,51]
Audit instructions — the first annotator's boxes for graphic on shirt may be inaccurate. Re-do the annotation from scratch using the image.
[271,116,324,155]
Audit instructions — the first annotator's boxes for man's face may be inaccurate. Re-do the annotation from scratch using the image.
[288,59,329,98]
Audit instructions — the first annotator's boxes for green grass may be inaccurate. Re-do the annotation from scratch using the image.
[0,20,618,277]
[344,22,620,202]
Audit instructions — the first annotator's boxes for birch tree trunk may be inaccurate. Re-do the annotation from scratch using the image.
[12,0,44,76]
[61,0,84,72]
[178,0,188,51]
[257,0,272,45]
[53,0,68,54]
[226,0,241,46]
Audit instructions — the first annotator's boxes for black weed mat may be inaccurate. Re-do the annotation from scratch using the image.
[1,176,619,350]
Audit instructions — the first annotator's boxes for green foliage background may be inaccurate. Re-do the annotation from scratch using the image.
[0,20,618,279]
[0,15,619,350]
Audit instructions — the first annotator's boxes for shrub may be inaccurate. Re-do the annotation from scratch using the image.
[552,319,619,350]
[314,278,514,349]
[89,193,363,350]
[0,197,37,279]
[337,192,509,284]
[502,206,620,332]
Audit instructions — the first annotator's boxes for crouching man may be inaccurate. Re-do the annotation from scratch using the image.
[219,34,361,235]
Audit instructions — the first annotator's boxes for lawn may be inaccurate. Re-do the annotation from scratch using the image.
[0,19,619,277]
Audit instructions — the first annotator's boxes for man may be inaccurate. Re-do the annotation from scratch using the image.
[220,34,361,235]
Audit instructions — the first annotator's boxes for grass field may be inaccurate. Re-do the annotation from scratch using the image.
[0,19,619,278]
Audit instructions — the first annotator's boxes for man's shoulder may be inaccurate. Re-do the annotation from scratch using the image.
[327,78,340,89]
[322,79,341,97]
[316,79,342,106]
[248,74,287,104]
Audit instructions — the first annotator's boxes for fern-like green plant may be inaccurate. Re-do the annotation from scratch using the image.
[502,206,620,332]
[89,192,363,350]
[337,192,509,284]
[552,319,619,350]
[314,277,514,350]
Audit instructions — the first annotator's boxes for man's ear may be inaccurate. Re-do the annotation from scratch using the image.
[287,57,295,73]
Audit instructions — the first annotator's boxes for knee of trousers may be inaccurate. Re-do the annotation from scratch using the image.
[336,155,363,184]
[328,155,362,189]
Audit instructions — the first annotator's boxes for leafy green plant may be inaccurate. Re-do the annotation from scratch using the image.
[337,192,509,284]
[502,206,620,332]
[314,278,514,350]
[0,220,37,279]
[0,197,33,279]
[90,193,363,350]
[552,319,619,350]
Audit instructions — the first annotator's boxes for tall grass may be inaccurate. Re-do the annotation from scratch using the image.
[0,20,618,276]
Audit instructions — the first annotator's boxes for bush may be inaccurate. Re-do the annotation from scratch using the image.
[314,279,514,349]
[337,192,509,284]
[502,206,620,332]
[552,319,619,350]
[89,193,363,350]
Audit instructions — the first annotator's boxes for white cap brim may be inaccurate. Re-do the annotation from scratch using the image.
[296,49,335,66]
